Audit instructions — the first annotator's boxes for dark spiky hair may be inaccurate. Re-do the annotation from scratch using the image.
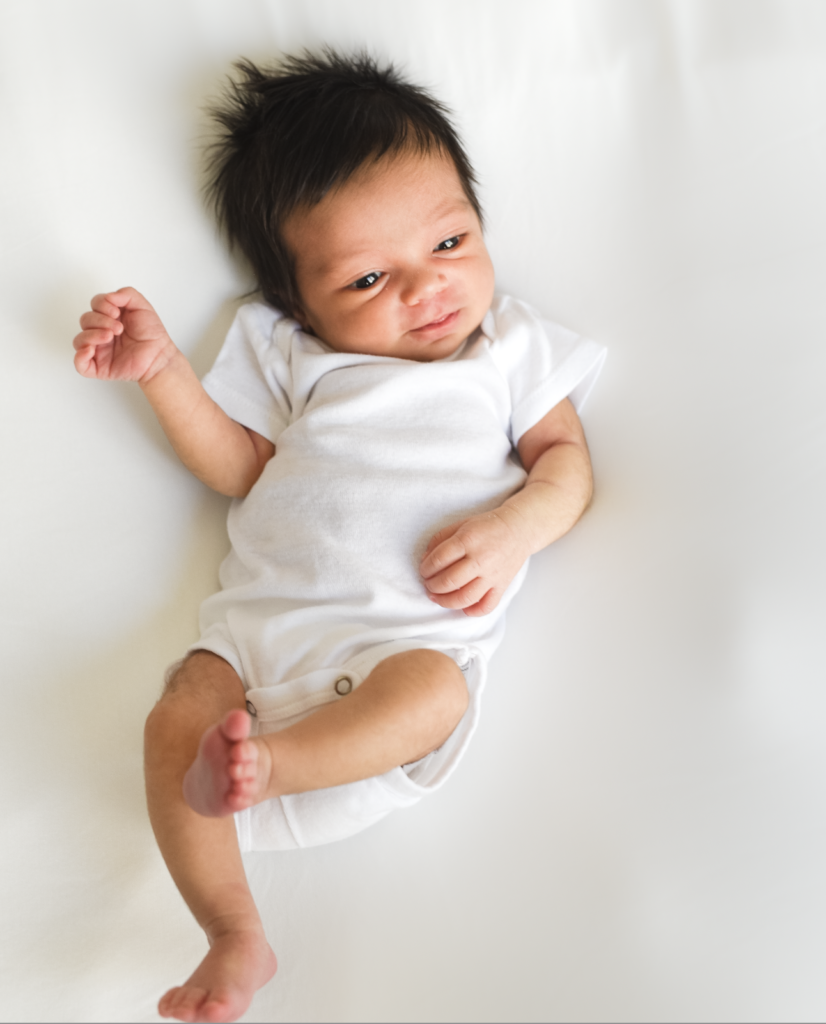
[204,50,482,316]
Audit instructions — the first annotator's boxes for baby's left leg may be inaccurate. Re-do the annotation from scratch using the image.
[145,652,277,1022]
[183,649,468,817]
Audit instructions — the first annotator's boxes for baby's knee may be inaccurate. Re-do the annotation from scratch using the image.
[420,650,470,732]
[159,650,245,704]
[159,651,204,698]
[144,684,187,748]
[145,651,246,746]
[144,656,196,736]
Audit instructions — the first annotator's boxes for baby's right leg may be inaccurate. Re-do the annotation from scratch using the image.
[144,651,277,1023]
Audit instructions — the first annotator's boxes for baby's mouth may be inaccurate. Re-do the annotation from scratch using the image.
[411,309,460,334]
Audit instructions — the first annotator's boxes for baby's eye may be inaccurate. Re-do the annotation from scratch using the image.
[351,271,383,290]
[435,236,462,252]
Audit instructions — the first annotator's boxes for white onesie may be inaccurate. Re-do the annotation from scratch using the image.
[195,294,606,850]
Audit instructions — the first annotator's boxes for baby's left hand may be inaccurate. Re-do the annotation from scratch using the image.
[420,507,531,617]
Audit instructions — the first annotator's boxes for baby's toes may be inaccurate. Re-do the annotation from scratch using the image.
[168,984,209,1022]
[227,757,257,781]
[200,994,236,1023]
[226,784,256,811]
[158,986,180,1016]
[228,740,257,769]
[230,767,260,799]
[229,737,254,762]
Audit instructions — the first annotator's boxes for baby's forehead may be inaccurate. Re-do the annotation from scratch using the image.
[286,151,474,274]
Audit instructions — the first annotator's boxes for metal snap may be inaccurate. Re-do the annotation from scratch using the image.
[334,676,353,696]
[245,700,257,717]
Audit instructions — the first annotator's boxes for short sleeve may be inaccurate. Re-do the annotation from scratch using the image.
[200,303,293,444]
[483,295,607,445]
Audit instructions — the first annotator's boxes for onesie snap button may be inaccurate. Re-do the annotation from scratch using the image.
[334,676,353,696]
[245,700,257,717]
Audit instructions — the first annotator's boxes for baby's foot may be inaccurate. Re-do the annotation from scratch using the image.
[158,925,277,1023]
[182,709,272,817]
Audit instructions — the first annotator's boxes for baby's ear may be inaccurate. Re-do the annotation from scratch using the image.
[292,304,315,335]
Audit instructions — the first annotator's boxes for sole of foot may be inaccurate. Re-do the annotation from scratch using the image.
[182,709,260,817]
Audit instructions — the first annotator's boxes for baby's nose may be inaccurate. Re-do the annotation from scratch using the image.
[400,265,447,305]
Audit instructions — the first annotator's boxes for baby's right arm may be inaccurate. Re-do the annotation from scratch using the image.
[73,287,274,497]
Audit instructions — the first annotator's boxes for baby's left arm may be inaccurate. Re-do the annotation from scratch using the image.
[419,398,593,616]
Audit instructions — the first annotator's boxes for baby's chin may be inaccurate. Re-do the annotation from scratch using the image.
[312,330,467,362]
[403,333,469,362]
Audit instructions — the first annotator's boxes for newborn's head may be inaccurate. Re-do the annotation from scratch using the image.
[206,50,494,361]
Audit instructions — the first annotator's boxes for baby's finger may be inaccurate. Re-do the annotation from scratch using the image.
[90,293,125,319]
[106,286,153,312]
[73,343,109,377]
[79,310,123,334]
[73,327,114,351]
[423,521,461,558]
[420,533,467,578]
[462,588,500,617]
[73,345,94,375]
[423,556,479,595]
[91,286,149,317]
[423,534,441,558]
[427,575,489,610]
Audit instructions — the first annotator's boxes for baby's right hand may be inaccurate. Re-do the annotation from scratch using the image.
[73,287,176,383]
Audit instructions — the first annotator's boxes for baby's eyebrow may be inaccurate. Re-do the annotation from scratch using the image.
[312,249,380,280]
[429,196,472,221]
[310,197,474,279]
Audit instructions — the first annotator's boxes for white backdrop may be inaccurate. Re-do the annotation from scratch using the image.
[2,1,826,1021]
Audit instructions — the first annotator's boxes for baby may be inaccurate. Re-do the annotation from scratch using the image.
[73,51,604,1024]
